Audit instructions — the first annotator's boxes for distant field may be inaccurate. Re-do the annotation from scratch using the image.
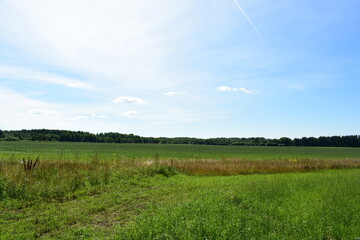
[1,141,360,161]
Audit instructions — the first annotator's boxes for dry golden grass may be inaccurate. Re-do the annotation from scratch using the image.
[154,158,360,176]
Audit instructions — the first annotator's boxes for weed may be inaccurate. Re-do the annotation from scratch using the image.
[22,157,39,171]
[0,178,4,199]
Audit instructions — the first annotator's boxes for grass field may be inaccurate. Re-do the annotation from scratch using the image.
[1,141,360,161]
[1,141,360,239]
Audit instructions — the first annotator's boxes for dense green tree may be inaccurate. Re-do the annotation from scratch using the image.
[279,137,292,146]
[292,138,302,146]
[318,137,330,146]
[2,129,359,147]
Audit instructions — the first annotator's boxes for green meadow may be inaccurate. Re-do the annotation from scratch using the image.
[0,141,359,239]
[1,141,360,161]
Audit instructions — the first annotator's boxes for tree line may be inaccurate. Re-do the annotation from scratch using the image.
[0,129,359,147]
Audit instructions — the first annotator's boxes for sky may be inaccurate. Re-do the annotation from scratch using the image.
[0,0,359,138]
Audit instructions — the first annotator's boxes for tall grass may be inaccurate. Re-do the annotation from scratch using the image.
[1,156,359,202]
[1,159,106,201]
[155,158,360,176]
[0,157,182,203]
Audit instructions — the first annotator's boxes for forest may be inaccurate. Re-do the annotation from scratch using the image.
[0,129,359,147]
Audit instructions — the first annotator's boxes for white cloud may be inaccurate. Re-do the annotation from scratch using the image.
[120,111,138,117]
[74,116,88,120]
[0,87,64,129]
[0,86,135,132]
[0,87,54,112]
[238,88,252,94]
[28,109,58,116]
[217,86,237,92]
[91,113,107,119]
[217,86,257,94]
[66,83,87,89]
[0,64,93,90]
[113,96,145,104]
[164,91,187,96]
[0,0,203,91]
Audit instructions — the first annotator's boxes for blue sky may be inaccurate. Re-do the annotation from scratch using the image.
[0,0,359,138]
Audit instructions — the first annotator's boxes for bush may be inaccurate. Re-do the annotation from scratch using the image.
[145,165,179,177]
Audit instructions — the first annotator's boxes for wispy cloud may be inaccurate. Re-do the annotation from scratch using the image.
[0,86,136,132]
[238,87,253,94]
[0,64,93,90]
[217,86,257,93]
[91,113,107,119]
[28,109,58,116]
[0,0,353,138]
[217,86,237,92]
[74,116,88,120]
[232,0,265,41]
[164,91,187,96]
[0,1,200,91]
[112,96,145,104]
[120,111,138,117]
[66,83,87,89]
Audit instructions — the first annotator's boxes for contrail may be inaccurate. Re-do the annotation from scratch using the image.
[232,0,265,41]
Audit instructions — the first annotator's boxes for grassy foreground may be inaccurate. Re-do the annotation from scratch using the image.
[118,170,360,240]
[0,142,360,239]
[1,160,359,239]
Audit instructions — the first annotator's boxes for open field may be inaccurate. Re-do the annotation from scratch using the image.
[1,141,360,161]
[1,141,360,239]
